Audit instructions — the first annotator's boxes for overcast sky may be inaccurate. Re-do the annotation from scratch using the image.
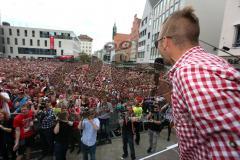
[0,0,146,52]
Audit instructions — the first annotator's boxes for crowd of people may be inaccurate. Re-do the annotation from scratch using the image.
[0,58,173,160]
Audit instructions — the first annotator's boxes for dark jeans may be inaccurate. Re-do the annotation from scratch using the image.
[122,132,135,159]
[54,142,68,160]
[0,142,9,160]
[40,128,54,155]
[134,122,140,144]
[69,129,80,150]
[99,118,111,141]
[159,119,171,140]
[81,142,96,160]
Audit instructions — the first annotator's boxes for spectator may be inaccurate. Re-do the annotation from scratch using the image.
[97,98,113,143]
[0,86,11,117]
[13,105,34,160]
[119,105,137,160]
[0,110,13,160]
[79,109,100,160]
[13,90,28,113]
[146,100,161,154]
[132,97,143,145]
[54,111,73,160]
[158,103,173,141]
[37,100,55,160]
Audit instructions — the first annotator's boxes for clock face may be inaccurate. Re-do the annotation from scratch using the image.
[120,41,132,50]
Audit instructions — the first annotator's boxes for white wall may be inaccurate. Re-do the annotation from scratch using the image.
[218,0,240,57]
[184,0,226,54]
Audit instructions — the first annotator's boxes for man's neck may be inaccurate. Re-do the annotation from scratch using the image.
[171,44,198,64]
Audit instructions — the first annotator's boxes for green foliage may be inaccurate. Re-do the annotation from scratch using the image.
[78,52,91,64]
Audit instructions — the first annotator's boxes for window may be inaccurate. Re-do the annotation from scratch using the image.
[170,6,174,15]
[138,51,145,58]
[234,25,240,47]
[156,18,159,30]
[7,38,10,45]
[24,30,28,37]
[2,46,5,53]
[17,29,20,36]
[22,39,25,45]
[37,40,40,46]
[30,39,33,46]
[40,31,50,38]
[1,28,4,35]
[45,40,47,47]
[165,0,168,11]
[59,41,62,47]
[175,1,180,11]
[10,47,13,53]
[32,31,35,37]
[15,38,18,45]
[9,29,12,35]
[18,47,57,55]
[160,0,163,15]
[1,37,5,44]
[61,50,64,55]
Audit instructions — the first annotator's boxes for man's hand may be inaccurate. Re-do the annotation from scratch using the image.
[88,118,93,123]
[15,102,20,107]
[0,124,3,130]
[148,119,154,123]
[13,142,19,151]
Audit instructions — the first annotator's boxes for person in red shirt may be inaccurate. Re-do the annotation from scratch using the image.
[13,105,34,160]
[156,6,240,160]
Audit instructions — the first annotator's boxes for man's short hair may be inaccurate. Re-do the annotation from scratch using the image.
[162,6,200,46]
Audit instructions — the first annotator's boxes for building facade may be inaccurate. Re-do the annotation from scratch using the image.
[113,33,131,62]
[111,14,141,63]
[94,49,111,62]
[137,0,226,63]
[78,34,93,55]
[218,0,240,67]
[129,14,141,62]
[0,23,81,59]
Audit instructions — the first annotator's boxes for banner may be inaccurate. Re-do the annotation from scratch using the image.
[50,36,54,49]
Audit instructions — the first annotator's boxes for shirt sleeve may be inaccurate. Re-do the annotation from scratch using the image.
[175,65,240,158]
[94,118,100,128]
[13,116,21,129]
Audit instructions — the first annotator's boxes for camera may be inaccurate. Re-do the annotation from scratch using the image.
[119,109,131,121]
[80,106,93,119]
[38,97,49,110]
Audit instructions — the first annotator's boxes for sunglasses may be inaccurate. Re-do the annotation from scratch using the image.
[154,36,173,48]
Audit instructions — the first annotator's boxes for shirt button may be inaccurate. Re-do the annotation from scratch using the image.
[229,141,237,148]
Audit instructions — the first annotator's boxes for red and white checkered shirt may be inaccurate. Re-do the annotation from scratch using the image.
[168,46,240,160]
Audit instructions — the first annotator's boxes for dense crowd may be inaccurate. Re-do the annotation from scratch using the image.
[0,58,172,160]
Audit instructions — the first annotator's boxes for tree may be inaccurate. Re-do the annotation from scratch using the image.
[78,52,91,64]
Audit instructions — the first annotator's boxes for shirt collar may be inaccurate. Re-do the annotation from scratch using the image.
[167,46,203,81]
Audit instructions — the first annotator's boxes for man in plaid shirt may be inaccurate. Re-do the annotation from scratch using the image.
[155,7,240,160]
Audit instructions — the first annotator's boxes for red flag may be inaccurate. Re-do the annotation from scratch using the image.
[50,36,55,49]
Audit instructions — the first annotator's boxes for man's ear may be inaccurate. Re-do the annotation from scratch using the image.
[162,38,168,51]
